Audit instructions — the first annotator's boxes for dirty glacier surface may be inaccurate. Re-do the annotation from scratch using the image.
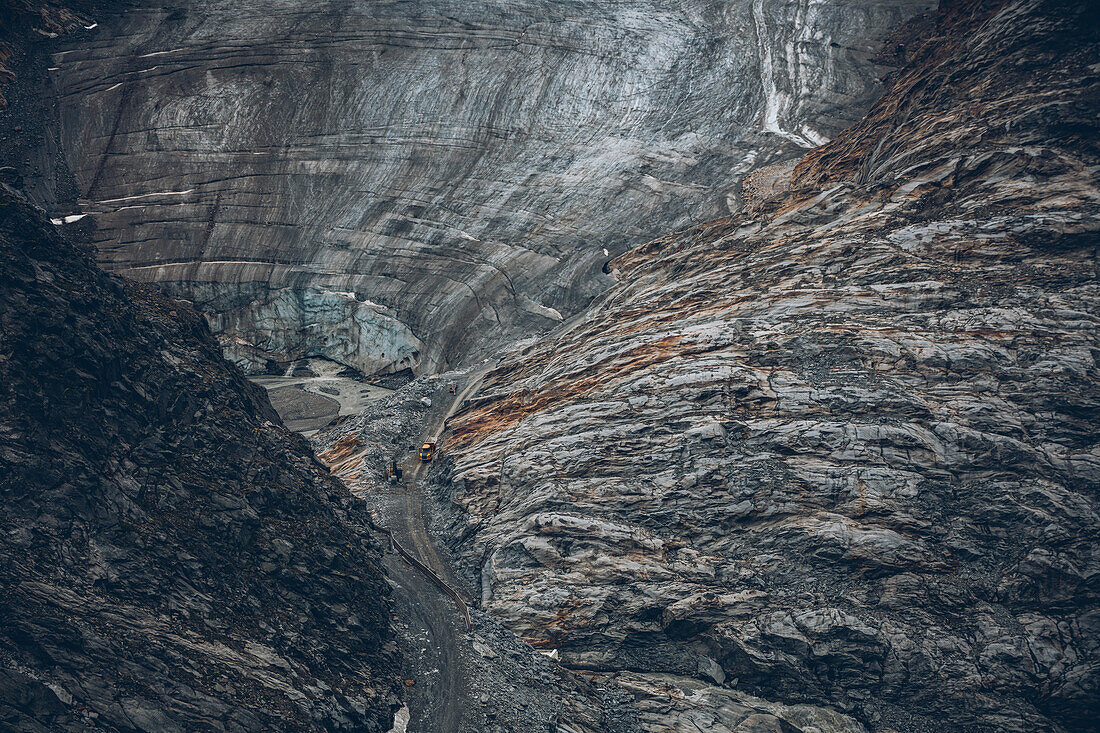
[49,0,930,376]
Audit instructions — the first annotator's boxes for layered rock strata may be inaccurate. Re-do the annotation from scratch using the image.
[439,1,1100,730]
[0,187,401,731]
[46,0,930,375]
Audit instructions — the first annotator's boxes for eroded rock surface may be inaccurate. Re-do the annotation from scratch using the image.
[0,187,401,731]
[314,373,640,731]
[46,0,929,375]
[439,2,1100,730]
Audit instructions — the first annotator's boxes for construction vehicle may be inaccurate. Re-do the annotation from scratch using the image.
[386,460,403,482]
[419,441,435,462]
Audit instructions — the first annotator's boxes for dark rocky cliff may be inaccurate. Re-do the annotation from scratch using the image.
[439,1,1099,730]
[0,187,401,731]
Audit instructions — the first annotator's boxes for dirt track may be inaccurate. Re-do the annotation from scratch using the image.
[329,371,485,731]
[405,374,486,589]
[396,372,486,730]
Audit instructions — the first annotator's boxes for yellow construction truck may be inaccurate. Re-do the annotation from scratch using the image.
[419,441,435,462]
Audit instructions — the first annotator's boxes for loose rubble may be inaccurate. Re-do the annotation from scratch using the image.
[315,376,642,731]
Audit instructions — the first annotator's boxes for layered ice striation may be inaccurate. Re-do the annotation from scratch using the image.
[47,0,930,375]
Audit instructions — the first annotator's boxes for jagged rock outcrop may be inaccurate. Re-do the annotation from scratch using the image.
[439,1,1100,731]
[0,187,401,731]
[43,0,930,375]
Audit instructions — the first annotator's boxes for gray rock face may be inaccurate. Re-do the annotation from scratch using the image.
[48,0,929,375]
[438,1,1100,730]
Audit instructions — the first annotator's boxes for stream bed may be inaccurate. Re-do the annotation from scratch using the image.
[249,358,395,436]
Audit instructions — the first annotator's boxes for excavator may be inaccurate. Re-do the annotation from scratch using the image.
[386,459,403,482]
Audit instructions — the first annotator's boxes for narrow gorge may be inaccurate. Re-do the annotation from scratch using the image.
[1,0,1096,731]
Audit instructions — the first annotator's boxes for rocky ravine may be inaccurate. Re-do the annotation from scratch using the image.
[42,0,931,376]
[438,1,1100,731]
[0,187,401,731]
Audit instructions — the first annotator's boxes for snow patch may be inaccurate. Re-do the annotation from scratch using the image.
[97,189,194,205]
[386,704,410,733]
[50,214,89,225]
[138,48,184,58]
[752,0,817,149]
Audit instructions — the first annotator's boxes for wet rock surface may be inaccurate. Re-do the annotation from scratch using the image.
[0,187,401,731]
[43,0,929,375]
[262,384,341,433]
[440,2,1100,731]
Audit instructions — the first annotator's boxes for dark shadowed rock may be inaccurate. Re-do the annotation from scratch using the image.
[0,186,401,731]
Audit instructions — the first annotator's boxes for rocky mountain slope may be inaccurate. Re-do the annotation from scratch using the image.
[438,1,1100,730]
[0,186,400,731]
[42,0,930,376]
